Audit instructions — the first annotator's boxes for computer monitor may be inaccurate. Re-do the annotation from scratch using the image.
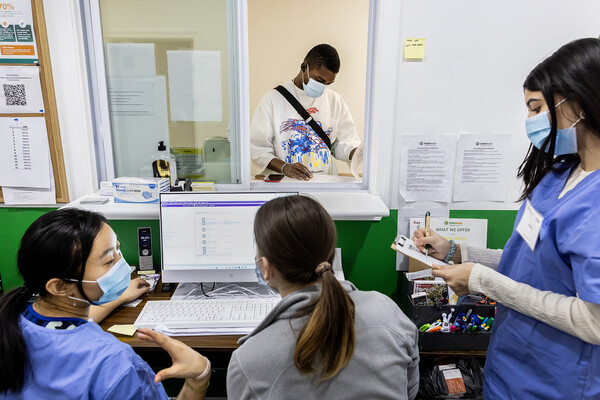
[159,192,296,283]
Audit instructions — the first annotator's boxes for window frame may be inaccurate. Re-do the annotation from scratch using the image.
[81,0,384,200]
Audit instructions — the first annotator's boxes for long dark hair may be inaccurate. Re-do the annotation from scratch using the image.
[254,195,355,381]
[518,38,600,201]
[0,209,107,394]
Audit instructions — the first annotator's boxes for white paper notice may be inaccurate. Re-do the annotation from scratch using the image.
[2,150,56,205]
[108,78,155,115]
[167,50,222,122]
[0,65,44,113]
[399,135,457,202]
[0,117,50,188]
[105,43,156,78]
[2,181,56,205]
[454,134,510,202]
[111,76,170,177]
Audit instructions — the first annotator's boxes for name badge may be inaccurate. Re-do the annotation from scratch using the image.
[516,200,544,251]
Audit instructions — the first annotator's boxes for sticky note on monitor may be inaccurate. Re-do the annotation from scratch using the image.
[404,38,425,60]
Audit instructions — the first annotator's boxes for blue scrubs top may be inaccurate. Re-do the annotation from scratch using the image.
[1,311,168,399]
[485,162,600,400]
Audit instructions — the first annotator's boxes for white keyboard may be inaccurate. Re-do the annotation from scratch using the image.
[134,297,280,329]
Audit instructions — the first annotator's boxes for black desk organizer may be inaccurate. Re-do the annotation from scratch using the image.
[410,302,496,352]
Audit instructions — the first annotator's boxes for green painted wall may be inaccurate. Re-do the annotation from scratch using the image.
[0,208,58,292]
[449,209,518,250]
[0,208,518,300]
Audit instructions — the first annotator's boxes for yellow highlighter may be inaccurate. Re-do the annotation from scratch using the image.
[425,211,431,256]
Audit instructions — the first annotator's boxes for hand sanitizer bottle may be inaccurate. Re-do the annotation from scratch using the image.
[152,141,177,187]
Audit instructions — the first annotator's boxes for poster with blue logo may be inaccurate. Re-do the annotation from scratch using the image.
[0,0,38,63]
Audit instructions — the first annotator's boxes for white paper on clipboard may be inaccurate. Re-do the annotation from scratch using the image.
[391,235,449,268]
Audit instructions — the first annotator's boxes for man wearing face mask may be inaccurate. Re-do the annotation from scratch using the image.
[250,44,361,180]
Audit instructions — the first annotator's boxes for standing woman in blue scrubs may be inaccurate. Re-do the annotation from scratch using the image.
[413,38,600,399]
[0,209,211,399]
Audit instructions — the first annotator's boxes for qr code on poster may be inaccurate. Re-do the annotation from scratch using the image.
[3,84,27,106]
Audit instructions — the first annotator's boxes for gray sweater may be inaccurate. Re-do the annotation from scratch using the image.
[226,282,419,400]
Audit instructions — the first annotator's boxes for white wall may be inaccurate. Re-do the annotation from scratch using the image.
[378,0,600,209]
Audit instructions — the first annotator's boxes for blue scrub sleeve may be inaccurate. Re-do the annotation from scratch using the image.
[103,358,168,400]
[563,211,600,304]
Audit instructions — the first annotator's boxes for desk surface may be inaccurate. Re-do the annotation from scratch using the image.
[100,284,243,352]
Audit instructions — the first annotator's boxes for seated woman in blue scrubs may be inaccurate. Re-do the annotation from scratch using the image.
[0,209,211,399]
[227,195,419,399]
[413,38,600,399]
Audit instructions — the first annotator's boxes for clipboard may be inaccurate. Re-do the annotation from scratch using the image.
[391,235,448,269]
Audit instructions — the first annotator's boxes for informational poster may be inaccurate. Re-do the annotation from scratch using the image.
[0,117,50,188]
[409,217,488,248]
[108,78,155,115]
[453,134,510,201]
[399,134,457,202]
[167,50,222,122]
[110,76,169,178]
[105,43,156,78]
[0,65,44,113]
[0,0,38,62]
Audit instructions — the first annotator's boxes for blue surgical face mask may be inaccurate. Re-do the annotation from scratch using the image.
[67,257,132,305]
[302,64,326,98]
[254,257,268,286]
[525,98,582,156]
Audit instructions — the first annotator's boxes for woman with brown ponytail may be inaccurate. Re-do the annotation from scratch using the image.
[227,195,419,399]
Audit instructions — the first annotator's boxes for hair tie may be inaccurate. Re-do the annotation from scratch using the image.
[315,262,332,276]
[19,286,31,295]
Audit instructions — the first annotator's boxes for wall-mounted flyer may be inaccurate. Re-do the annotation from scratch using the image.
[409,217,488,248]
[0,65,44,113]
[453,134,510,202]
[399,134,457,202]
[0,0,38,63]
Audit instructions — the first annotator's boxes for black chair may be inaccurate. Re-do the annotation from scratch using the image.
[0,272,4,296]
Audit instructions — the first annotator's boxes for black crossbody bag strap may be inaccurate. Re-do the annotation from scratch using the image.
[274,85,332,150]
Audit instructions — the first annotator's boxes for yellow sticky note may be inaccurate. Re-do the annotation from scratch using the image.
[108,324,138,336]
[404,38,425,60]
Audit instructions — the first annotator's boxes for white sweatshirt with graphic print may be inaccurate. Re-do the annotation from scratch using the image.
[250,79,361,176]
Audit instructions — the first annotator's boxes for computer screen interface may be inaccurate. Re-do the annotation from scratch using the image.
[159,192,296,283]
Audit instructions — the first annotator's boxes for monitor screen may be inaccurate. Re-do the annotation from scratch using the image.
[159,192,296,283]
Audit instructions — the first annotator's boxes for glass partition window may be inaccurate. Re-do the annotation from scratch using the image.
[247,0,370,187]
[86,0,374,190]
[97,0,239,184]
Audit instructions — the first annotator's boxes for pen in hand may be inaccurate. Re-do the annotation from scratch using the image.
[425,211,430,256]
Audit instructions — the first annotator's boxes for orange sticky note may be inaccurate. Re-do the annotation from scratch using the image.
[404,38,425,60]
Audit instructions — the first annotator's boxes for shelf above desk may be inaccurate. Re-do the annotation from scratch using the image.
[63,191,389,221]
